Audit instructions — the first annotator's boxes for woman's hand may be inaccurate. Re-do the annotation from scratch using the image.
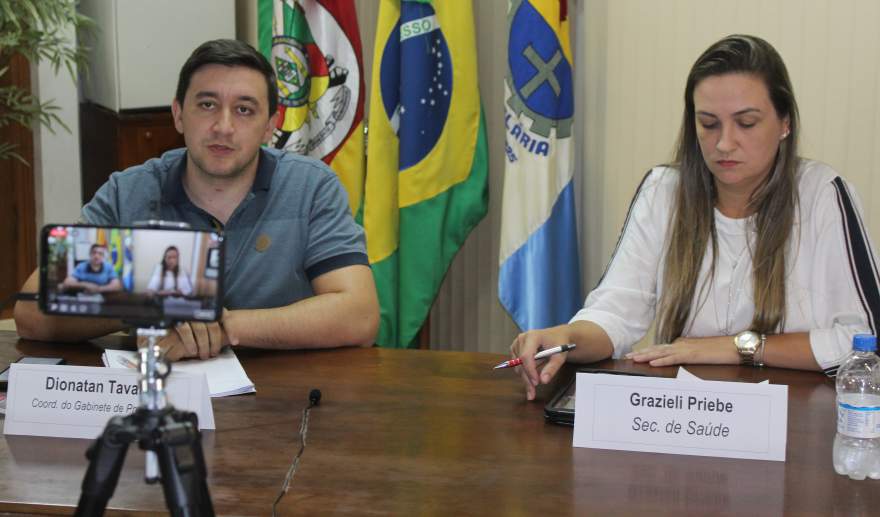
[625,336,739,366]
[509,325,572,401]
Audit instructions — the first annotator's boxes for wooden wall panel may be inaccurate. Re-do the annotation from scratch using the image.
[0,54,36,318]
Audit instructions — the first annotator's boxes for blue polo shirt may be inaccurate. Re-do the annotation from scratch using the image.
[81,148,368,310]
[72,261,118,286]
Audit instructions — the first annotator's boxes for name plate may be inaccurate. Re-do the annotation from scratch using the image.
[3,364,215,439]
[573,373,788,461]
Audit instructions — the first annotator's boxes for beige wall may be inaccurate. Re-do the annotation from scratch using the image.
[33,22,82,235]
[236,0,880,354]
[577,0,880,291]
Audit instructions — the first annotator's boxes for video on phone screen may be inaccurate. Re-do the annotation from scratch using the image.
[42,226,223,322]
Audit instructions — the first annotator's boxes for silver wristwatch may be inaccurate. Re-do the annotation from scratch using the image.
[734,330,763,366]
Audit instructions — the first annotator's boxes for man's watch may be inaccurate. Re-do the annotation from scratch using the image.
[734,330,764,366]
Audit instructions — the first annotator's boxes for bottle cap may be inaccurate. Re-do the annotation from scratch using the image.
[853,334,877,352]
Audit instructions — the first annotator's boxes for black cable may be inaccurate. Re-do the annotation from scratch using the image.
[272,389,321,516]
[0,292,38,312]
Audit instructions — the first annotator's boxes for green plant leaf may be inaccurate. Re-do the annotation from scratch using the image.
[0,0,94,169]
[0,141,28,165]
[21,1,42,31]
[0,1,20,29]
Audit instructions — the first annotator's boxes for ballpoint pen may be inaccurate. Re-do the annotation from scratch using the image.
[117,356,139,370]
[492,344,577,370]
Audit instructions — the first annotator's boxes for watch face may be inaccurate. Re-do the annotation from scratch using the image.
[736,331,759,352]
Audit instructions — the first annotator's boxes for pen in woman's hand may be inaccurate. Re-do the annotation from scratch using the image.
[493,344,576,370]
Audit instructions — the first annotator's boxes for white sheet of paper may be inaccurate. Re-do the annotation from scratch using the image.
[676,367,702,381]
[677,366,769,384]
[103,347,255,397]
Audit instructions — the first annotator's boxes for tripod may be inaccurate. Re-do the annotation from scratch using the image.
[74,328,214,516]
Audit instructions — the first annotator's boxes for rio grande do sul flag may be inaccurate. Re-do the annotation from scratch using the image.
[365,0,489,348]
[499,0,582,331]
[258,0,365,215]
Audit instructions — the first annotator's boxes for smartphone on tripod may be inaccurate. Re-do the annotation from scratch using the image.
[39,224,224,327]
[38,223,221,516]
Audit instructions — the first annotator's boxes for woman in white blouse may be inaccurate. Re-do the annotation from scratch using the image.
[510,34,880,400]
[147,246,193,296]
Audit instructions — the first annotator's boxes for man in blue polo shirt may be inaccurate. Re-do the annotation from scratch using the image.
[60,244,122,294]
[15,39,379,360]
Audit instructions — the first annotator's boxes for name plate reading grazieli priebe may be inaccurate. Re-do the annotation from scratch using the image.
[573,373,788,461]
[3,363,215,439]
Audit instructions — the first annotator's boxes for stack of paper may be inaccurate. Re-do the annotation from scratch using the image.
[102,348,256,397]
[677,367,769,384]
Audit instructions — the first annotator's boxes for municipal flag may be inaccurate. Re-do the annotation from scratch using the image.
[258,0,366,215]
[499,0,582,330]
[365,0,489,348]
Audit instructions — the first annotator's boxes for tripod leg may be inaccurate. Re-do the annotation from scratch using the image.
[75,416,132,517]
[153,412,215,517]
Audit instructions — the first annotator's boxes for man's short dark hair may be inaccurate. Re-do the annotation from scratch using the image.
[175,39,278,117]
[89,243,106,254]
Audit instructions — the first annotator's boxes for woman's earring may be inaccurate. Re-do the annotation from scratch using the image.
[780,130,790,140]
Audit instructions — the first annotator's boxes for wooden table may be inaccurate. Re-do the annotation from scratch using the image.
[0,330,876,516]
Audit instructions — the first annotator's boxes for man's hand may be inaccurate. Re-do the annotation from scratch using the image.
[81,281,102,293]
[159,320,229,361]
[60,277,82,291]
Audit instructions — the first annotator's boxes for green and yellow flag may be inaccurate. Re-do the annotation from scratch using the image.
[365,0,489,348]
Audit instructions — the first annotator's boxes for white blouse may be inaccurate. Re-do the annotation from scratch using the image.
[147,266,193,296]
[571,160,880,376]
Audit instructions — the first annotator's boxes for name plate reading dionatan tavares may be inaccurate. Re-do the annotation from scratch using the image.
[573,373,788,461]
[3,363,215,439]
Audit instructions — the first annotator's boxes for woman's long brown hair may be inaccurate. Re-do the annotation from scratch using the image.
[657,34,800,343]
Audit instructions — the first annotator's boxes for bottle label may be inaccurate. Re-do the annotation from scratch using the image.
[837,401,880,438]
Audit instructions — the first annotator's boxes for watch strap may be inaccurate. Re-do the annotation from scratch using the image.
[754,333,767,367]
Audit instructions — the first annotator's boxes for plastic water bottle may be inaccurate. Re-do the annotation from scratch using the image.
[833,334,880,480]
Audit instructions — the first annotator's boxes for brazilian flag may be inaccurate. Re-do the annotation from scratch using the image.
[365,0,489,348]
[109,228,134,292]
[97,228,133,291]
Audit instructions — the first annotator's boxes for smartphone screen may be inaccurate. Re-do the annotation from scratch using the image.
[39,224,224,326]
[545,368,649,426]
[0,357,65,389]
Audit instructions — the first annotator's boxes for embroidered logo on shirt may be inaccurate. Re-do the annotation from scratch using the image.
[255,234,272,252]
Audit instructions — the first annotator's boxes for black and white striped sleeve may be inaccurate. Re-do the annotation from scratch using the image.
[810,177,880,377]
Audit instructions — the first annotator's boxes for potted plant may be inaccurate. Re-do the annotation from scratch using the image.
[0,0,92,164]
